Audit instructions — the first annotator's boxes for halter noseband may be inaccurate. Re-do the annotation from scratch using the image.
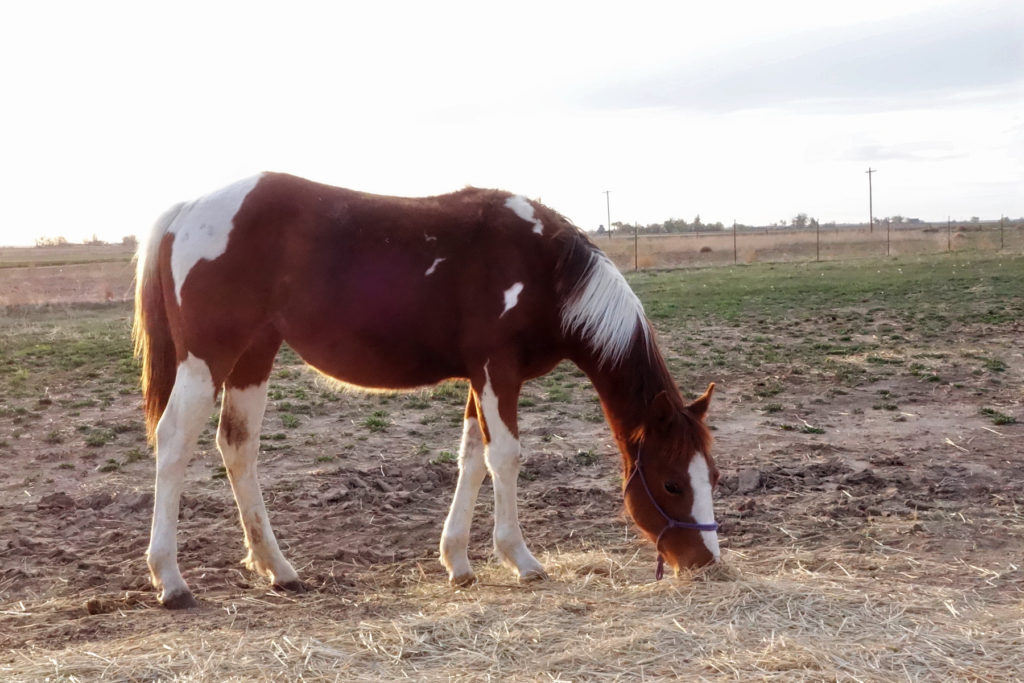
[625,443,719,580]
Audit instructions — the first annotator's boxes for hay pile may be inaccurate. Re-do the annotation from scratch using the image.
[3,542,1021,681]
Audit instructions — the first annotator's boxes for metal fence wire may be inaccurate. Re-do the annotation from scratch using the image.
[599,219,1024,271]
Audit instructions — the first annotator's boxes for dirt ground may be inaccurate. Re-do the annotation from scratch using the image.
[0,254,1022,679]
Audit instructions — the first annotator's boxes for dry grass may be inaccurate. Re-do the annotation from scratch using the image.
[4,543,1021,682]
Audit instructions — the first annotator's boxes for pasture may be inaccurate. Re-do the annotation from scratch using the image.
[1,251,1022,680]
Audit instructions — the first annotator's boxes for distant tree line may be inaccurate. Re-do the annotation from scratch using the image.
[592,212,1023,235]
[34,235,138,247]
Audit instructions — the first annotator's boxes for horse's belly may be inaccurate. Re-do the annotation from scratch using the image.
[280,317,464,391]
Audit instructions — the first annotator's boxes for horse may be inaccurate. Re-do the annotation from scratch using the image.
[132,172,721,608]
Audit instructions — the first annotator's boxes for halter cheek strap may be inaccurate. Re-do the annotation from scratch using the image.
[624,444,719,580]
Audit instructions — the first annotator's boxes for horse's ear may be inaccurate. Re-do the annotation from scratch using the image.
[648,390,675,428]
[686,382,715,421]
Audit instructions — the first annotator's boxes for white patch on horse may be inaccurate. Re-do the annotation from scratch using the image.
[166,174,263,304]
[504,195,544,235]
[688,454,721,560]
[500,282,524,317]
[561,251,649,367]
[424,233,437,242]
[425,257,446,276]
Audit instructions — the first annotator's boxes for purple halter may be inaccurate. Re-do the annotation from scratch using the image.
[624,443,719,580]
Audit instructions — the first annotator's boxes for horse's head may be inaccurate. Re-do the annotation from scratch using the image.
[624,382,720,574]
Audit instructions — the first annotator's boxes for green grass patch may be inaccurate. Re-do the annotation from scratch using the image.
[979,407,1016,425]
[430,451,457,465]
[363,410,389,432]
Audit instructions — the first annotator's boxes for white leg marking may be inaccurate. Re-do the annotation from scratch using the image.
[688,454,721,560]
[147,354,217,604]
[425,257,446,276]
[169,175,263,304]
[504,195,544,235]
[500,282,524,318]
[440,416,487,583]
[217,381,300,587]
[479,370,545,580]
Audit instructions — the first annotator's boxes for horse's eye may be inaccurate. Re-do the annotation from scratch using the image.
[664,481,685,495]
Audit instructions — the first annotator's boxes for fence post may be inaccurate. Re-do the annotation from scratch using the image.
[634,222,638,271]
[947,216,951,252]
[733,221,738,264]
[816,220,820,261]
[886,218,890,256]
[1000,215,1004,251]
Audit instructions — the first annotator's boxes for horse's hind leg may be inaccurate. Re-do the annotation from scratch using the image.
[216,332,302,591]
[440,390,487,586]
[147,354,218,609]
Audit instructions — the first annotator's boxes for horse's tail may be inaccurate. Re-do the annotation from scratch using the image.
[132,202,185,444]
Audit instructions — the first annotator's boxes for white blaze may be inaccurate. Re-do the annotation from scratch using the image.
[504,195,544,235]
[500,282,524,317]
[168,174,263,303]
[688,454,721,560]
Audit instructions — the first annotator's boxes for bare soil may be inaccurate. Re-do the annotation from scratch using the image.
[0,254,1022,680]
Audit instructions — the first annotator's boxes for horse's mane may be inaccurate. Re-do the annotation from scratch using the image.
[550,221,650,368]
[543,212,712,460]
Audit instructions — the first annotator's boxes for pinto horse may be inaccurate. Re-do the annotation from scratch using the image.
[133,173,720,608]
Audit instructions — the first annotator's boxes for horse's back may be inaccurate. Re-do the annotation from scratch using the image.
[166,173,572,388]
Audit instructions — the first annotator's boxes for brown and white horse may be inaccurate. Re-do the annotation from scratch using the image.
[133,173,720,608]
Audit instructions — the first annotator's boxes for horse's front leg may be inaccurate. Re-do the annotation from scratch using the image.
[478,371,547,582]
[440,391,487,586]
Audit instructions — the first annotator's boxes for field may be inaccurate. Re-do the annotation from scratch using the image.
[1,249,1022,680]
[0,245,135,307]
[599,222,1024,271]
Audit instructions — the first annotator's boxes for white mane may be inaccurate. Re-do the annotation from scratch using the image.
[560,251,649,367]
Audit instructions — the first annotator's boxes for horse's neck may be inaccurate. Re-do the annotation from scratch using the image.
[575,337,676,456]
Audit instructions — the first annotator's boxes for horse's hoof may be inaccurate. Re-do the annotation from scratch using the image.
[275,579,309,594]
[518,568,549,583]
[449,572,477,588]
[160,590,199,610]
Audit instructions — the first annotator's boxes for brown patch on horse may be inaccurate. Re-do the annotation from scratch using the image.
[246,513,264,545]
[219,405,248,448]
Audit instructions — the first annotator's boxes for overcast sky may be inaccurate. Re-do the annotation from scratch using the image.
[1,0,1020,246]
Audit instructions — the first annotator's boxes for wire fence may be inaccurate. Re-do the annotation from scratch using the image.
[599,218,1024,271]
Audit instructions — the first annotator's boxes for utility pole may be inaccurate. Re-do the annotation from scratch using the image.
[603,190,612,240]
[866,168,876,233]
